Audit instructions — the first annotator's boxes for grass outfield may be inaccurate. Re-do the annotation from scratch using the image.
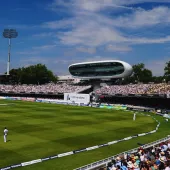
[0,100,169,170]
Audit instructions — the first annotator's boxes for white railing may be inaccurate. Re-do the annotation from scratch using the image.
[75,135,170,170]
[77,85,92,93]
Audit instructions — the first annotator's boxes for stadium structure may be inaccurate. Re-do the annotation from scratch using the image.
[68,60,133,93]
[0,59,170,170]
[68,60,133,80]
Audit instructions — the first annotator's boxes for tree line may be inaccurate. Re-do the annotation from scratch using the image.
[2,64,58,85]
[123,61,170,84]
[0,61,169,85]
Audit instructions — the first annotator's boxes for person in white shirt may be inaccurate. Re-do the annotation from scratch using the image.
[4,127,8,143]
[140,154,145,162]
[133,113,136,121]
[163,144,168,151]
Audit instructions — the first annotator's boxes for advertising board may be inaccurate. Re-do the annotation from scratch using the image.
[64,93,90,104]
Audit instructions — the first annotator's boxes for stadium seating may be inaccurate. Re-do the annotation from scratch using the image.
[0,83,91,94]
[95,83,170,95]
[106,140,170,170]
[0,83,170,95]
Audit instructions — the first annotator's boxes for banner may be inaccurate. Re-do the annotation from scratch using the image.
[64,93,90,104]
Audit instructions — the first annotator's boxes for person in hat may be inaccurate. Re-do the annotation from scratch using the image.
[160,152,166,162]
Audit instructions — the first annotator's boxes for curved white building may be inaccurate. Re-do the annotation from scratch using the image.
[68,60,133,80]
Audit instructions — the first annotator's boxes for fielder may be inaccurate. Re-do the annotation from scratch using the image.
[133,113,136,121]
[4,127,8,143]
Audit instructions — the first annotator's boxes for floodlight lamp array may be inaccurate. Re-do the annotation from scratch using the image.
[3,29,18,38]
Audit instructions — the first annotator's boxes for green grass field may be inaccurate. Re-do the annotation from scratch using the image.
[0,100,169,170]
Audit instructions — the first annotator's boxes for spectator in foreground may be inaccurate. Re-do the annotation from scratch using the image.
[106,140,170,170]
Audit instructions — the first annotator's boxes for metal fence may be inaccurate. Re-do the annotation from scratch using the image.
[75,135,170,170]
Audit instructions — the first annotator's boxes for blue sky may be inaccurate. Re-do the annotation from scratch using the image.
[1,0,170,76]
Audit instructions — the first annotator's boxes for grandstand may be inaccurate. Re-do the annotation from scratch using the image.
[0,60,169,107]
[0,83,169,95]
[0,83,91,94]
[0,60,170,170]
[95,84,170,95]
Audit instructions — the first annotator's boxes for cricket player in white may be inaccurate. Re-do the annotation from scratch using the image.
[4,127,8,143]
[133,113,136,121]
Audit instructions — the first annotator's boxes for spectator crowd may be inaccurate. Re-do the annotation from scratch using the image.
[99,140,170,170]
[0,83,170,95]
[0,83,91,94]
[95,84,170,95]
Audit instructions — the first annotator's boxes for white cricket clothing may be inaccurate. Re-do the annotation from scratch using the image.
[4,129,8,142]
[4,129,8,135]
[133,113,136,121]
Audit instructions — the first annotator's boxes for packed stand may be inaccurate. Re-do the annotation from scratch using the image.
[105,141,170,170]
[0,83,91,94]
[146,84,170,94]
[95,84,170,95]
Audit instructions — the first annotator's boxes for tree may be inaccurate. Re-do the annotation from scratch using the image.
[120,63,153,84]
[141,68,153,83]
[164,61,170,81]
[7,64,58,85]
[125,63,153,83]
[132,63,145,82]
[152,76,164,83]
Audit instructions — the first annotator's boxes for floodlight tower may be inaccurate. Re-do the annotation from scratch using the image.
[3,29,18,75]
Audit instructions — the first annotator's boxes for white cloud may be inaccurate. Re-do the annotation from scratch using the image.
[58,20,126,46]
[32,44,57,50]
[49,0,170,13]
[32,32,55,37]
[58,18,170,46]
[106,44,132,52]
[127,36,170,44]
[46,1,170,47]
[114,6,170,28]
[84,56,118,62]
[76,47,96,54]
[42,19,77,29]
[74,0,133,12]
[113,0,170,6]
[15,0,170,76]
